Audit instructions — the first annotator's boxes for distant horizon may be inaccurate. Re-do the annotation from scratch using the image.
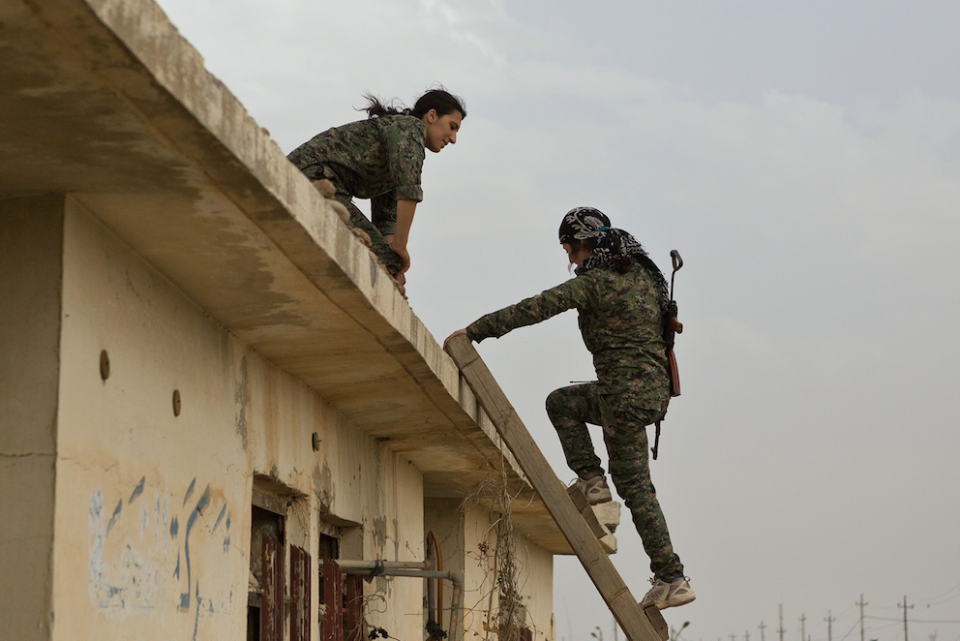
[556,588,960,641]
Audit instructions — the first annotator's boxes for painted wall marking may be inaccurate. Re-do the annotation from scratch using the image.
[179,484,211,611]
[87,477,234,625]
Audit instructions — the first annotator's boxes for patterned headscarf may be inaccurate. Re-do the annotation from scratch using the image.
[558,207,612,243]
[558,207,670,314]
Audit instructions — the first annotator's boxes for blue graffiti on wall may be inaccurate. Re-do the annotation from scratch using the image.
[88,476,234,629]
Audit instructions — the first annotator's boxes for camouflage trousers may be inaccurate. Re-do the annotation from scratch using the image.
[307,164,403,275]
[545,382,684,581]
[334,195,403,275]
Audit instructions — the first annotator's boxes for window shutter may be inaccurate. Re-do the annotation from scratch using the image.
[291,545,312,641]
[321,558,343,641]
[261,535,284,641]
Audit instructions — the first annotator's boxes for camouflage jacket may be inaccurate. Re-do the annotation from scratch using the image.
[467,263,670,404]
[287,115,426,203]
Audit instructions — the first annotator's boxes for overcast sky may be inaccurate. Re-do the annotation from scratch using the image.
[154,2,960,640]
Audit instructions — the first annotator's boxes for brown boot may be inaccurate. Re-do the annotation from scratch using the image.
[311,178,336,199]
[325,199,351,225]
[351,227,372,247]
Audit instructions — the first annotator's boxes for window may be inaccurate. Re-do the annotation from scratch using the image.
[290,545,311,641]
[318,525,364,641]
[248,489,312,641]
[248,502,284,641]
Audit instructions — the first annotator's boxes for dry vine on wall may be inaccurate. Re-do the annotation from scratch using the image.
[459,475,531,641]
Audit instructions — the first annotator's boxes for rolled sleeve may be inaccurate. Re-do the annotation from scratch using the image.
[393,185,423,201]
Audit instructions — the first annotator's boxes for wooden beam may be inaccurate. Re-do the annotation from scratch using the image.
[445,336,662,641]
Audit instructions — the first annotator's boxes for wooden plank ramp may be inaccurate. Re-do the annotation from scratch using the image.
[446,337,667,641]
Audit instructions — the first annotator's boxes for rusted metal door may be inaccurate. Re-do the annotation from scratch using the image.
[261,535,284,641]
[291,545,312,641]
[321,558,343,641]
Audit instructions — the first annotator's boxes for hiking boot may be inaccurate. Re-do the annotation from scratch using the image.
[639,576,696,610]
[570,475,613,505]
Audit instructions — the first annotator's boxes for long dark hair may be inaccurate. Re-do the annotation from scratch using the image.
[361,88,467,119]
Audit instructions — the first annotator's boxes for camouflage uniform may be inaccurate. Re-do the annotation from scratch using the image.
[287,115,426,273]
[466,263,684,581]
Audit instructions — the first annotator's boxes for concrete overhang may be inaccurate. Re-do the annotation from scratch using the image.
[0,0,595,554]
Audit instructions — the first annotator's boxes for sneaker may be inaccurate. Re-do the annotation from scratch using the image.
[570,475,613,505]
[639,576,696,610]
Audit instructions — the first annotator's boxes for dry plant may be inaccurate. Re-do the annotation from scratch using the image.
[458,466,529,641]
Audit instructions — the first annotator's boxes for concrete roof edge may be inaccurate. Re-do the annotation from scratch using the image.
[23,0,566,542]
[35,0,460,406]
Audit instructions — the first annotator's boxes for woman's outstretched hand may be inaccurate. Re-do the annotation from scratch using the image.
[443,328,469,351]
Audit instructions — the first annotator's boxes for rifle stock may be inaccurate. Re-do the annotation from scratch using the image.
[666,348,680,397]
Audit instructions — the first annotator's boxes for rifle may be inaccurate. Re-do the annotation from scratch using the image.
[652,250,683,460]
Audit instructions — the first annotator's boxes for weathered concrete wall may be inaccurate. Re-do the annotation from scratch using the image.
[0,190,554,641]
[513,532,555,641]
[424,498,469,638]
[461,501,500,636]
[0,195,65,641]
[424,497,502,639]
[52,197,249,640]
[49,198,428,640]
[360,451,425,630]
[425,497,555,641]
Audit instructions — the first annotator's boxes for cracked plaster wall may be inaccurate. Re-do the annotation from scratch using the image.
[0,190,549,641]
[39,198,427,640]
[514,532,555,641]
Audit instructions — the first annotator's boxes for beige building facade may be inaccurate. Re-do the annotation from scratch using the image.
[0,1,618,640]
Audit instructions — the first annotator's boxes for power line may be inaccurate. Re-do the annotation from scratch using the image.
[874,621,906,631]
[916,582,960,607]
[834,604,858,619]
[837,614,866,641]
[867,618,960,625]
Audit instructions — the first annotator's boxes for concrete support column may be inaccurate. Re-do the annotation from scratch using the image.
[0,195,65,641]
